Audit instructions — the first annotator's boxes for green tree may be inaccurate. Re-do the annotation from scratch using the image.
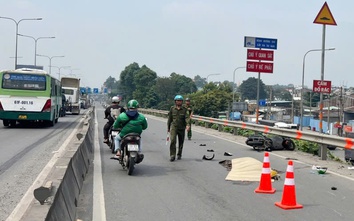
[103,76,119,97]
[272,87,292,101]
[238,77,267,100]
[193,75,207,88]
[119,62,140,101]
[154,77,175,104]
[170,72,197,95]
[133,65,157,107]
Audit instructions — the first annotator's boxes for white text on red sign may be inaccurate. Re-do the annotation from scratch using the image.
[247,49,274,61]
[313,80,331,93]
[246,61,273,73]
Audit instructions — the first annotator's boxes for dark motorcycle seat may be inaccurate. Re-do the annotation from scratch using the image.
[121,133,141,140]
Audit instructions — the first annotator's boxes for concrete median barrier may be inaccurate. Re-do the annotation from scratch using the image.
[44,108,95,221]
[21,107,95,221]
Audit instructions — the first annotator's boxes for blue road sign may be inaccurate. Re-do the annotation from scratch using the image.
[87,87,92,94]
[244,36,277,50]
[93,88,99,94]
[80,87,87,94]
[103,88,108,94]
[259,99,266,106]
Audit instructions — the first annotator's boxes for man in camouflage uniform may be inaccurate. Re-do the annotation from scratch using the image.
[184,98,193,140]
[167,95,190,161]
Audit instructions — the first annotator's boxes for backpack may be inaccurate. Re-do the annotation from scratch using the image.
[111,107,121,120]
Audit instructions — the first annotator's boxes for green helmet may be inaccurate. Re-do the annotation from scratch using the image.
[127,99,139,109]
[174,95,183,101]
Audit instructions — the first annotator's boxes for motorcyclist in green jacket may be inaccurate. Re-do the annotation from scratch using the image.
[112,99,148,158]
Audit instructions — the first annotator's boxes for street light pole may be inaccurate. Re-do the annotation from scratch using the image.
[50,65,71,79]
[232,67,246,104]
[17,34,55,66]
[0,16,42,68]
[300,48,335,131]
[206,73,221,83]
[36,54,65,75]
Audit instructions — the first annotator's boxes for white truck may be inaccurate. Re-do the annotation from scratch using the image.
[61,77,81,115]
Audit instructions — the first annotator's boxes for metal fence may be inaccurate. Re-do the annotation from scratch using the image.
[140,108,354,160]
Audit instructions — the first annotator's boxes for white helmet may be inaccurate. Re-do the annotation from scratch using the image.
[112,96,120,103]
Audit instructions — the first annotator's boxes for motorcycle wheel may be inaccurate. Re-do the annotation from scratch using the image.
[127,156,135,175]
[264,139,273,151]
[284,139,296,151]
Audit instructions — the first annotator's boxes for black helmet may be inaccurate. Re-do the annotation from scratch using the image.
[185,98,190,101]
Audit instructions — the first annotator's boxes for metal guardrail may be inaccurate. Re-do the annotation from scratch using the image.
[140,108,354,160]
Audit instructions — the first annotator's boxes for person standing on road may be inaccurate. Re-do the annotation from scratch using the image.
[184,98,193,140]
[167,95,190,162]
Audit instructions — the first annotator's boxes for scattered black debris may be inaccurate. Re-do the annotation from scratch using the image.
[202,154,215,160]
[224,152,232,156]
[331,187,337,190]
[110,157,120,161]
[207,149,214,152]
[285,157,298,160]
[199,144,206,146]
[219,160,232,171]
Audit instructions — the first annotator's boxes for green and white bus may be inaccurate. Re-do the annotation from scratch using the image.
[0,68,62,127]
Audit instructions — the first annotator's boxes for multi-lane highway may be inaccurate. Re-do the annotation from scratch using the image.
[75,107,354,221]
[0,112,85,221]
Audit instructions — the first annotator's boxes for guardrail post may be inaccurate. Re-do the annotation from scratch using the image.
[233,127,238,135]
[319,144,328,160]
[218,124,222,132]
[205,122,208,128]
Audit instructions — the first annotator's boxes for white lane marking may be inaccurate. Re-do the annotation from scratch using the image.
[93,108,106,221]
[6,118,84,221]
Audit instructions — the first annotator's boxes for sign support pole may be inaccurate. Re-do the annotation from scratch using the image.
[319,24,326,134]
[256,72,260,124]
[319,24,327,160]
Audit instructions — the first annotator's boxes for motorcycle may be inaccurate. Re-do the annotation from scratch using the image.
[118,133,144,175]
[107,126,120,154]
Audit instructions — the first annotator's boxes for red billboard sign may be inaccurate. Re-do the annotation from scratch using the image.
[247,49,274,61]
[313,80,331,93]
[246,61,273,73]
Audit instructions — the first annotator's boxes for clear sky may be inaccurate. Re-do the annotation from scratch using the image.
[0,1,352,89]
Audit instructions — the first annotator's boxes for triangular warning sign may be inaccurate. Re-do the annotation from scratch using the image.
[313,2,337,25]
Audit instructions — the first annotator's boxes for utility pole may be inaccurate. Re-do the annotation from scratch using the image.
[291,87,294,124]
[268,86,272,120]
[339,86,343,123]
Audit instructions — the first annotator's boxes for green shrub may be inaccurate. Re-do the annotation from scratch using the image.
[294,140,319,155]
[198,121,205,127]
[223,126,232,133]
[211,124,218,130]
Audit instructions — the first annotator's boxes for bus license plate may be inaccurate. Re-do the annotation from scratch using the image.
[127,144,139,151]
[18,115,27,119]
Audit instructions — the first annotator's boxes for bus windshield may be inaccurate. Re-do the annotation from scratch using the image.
[2,72,46,91]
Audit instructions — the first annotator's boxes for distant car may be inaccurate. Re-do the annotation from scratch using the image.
[245,134,295,151]
[274,122,289,129]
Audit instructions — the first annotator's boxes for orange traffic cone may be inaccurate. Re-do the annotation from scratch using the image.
[255,152,276,194]
[275,160,303,210]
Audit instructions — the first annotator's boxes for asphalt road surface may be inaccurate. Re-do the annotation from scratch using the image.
[0,112,84,221]
[76,107,354,221]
